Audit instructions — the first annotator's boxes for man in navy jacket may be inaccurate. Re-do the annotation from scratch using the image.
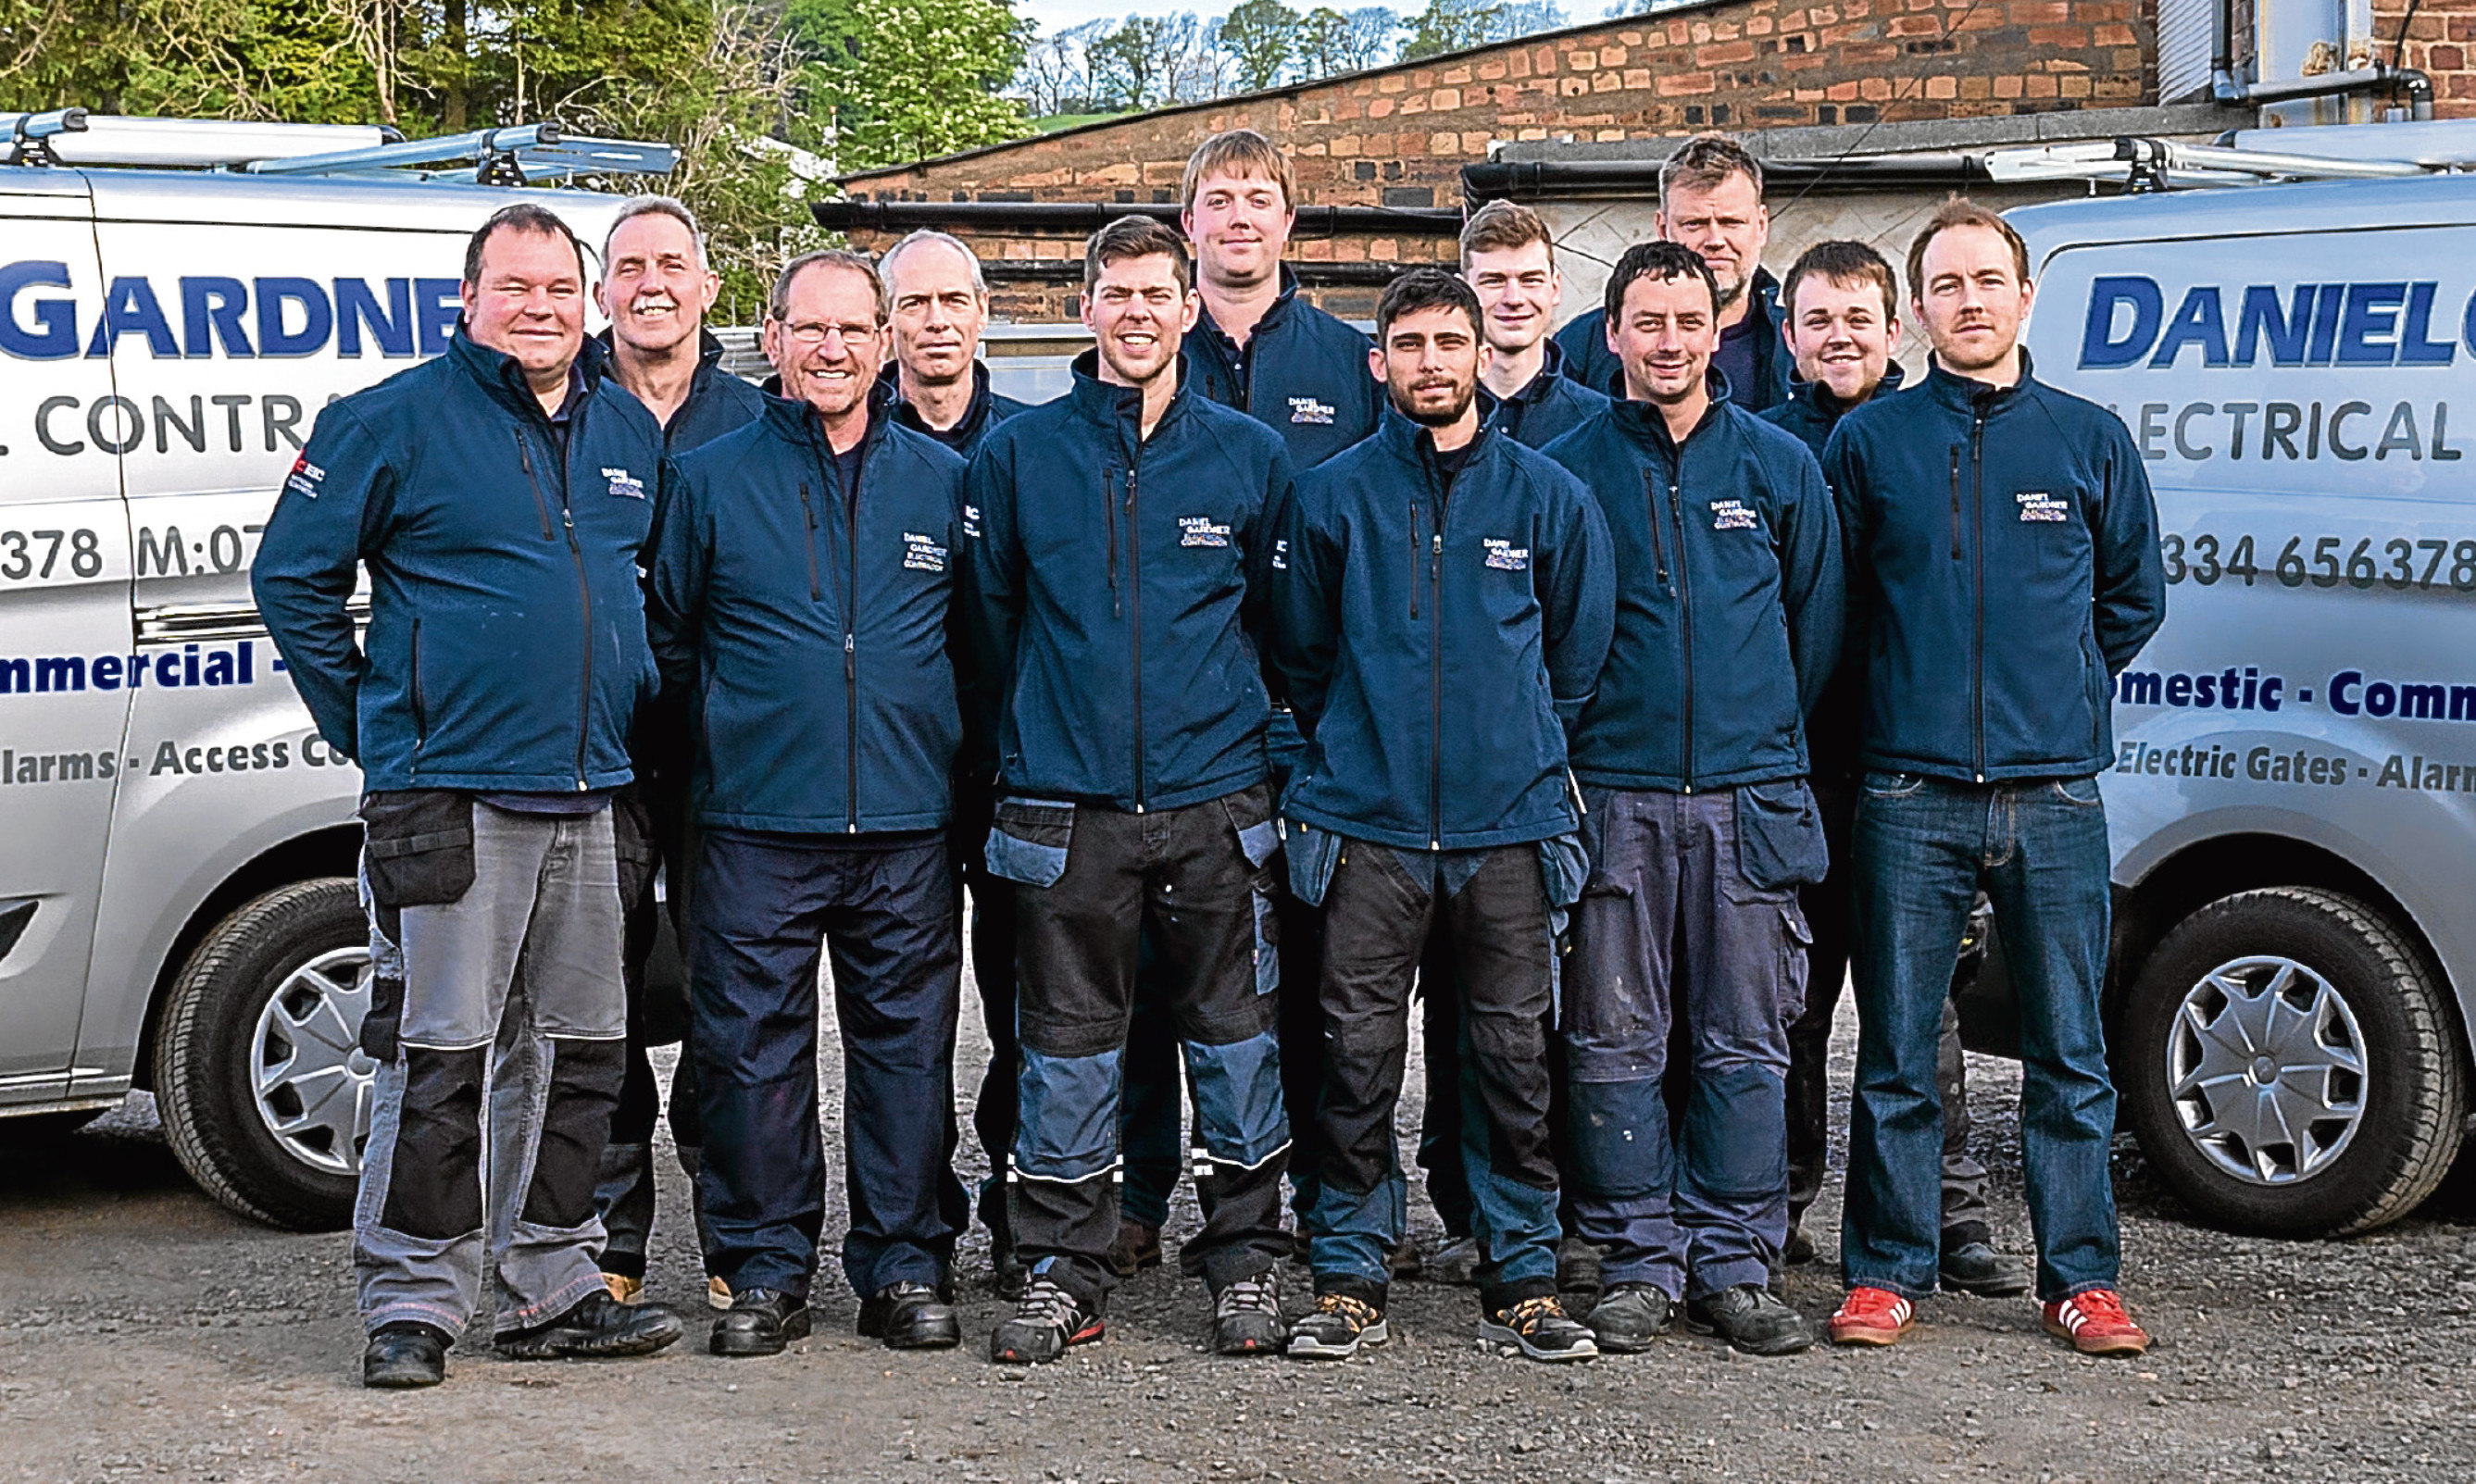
[1466,201,1611,454]
[1759,240,2016,1298]
[1823,200,2163,1358]
[256,206,685,1388]
[1553,134,1793,416]
[964,217,1296,1365]
[1272,269,1613,1365]
[649,250,972,1359]
[1172,130,1384,1267]
[1542,242,1841,1358]
[878,227,1044,1298]
[587,194,771,1311]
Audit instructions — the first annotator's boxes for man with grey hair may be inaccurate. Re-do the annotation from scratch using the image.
[590,194,770,1311]
[881,230,1036,459]
[652,248,973,1357]
[1553,133,1791,412]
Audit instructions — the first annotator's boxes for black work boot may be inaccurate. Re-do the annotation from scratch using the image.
[497,1291,684,1361]
[1585,1283,1672,1353]
[1683,1284,1814,1357]
[362,1322,450,1389]
[859,1282,961,1351]
[1941,1240,2031,1298]
[708,1288,813,1358]
[1104,1218,1162,1278]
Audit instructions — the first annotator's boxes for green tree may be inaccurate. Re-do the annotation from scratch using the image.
[1219,0,1300,92]
[1401,0,1499,60]
[789,0,1030,170]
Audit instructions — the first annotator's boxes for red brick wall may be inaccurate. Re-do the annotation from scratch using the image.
[2375,0,2476,118]
[839,0,2157,318]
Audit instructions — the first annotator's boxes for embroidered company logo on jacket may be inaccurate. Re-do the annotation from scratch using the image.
[1180,516,1232,547]
[1287,396,1336,426]
[1710,498,1760,531]
[1482,538,1531,571]
[603,466,646,500]
[903,531,948,571]
[2017,490,2070,522]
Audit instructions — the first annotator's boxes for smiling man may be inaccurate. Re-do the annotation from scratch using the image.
[255,204,683,1388]
[652,249,972,1362]
[1825,199,2163,1358]
[1555,134,1792,413]
[1541,241,1841,1359]
[963,217,1297,1366]
[589,193,769,1315]
[1463,201,1609,450]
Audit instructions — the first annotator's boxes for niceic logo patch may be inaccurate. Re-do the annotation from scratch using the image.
[2017,491,2070,522]
[283,454,324,499]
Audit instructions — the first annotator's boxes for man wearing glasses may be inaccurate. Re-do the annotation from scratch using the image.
[649,249,972,1358]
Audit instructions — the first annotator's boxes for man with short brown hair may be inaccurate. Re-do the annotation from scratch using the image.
[964,216,1297,1365]
[1462,200,1609,450]
[1826,198,2163,1356]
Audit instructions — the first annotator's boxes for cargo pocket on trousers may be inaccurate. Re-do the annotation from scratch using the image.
[985,797,1075,888]
[1780,900,1814,1026]
[1220,782,1280,869]
[1283,817,1343,906]
[1251,891,1280,996]
[1736,779,1831,892]
[611,788,658,909]
[359,790,477,908]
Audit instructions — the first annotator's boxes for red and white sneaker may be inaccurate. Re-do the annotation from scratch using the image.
[2044,1289,2149,1356]
[1827,1287,1916,1347]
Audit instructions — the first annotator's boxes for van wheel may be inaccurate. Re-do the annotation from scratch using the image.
[155,879,372,1230]
[2120,886,2466,1237]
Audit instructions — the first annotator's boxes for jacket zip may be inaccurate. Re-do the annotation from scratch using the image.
[1667,476,1696,793]
[796,483,821,601]
[408,617,426,754]
[517,413,595,791]
[1429,512,1444,849]
[1105,468,1121,617]
[1408,503,1422,620]
[843,441,865,833]
[1947,446,1963,563]
[1127,462,1145,811]
[514,432,556,541]
[1642,471,1670,589]
[1970,412,1988,782]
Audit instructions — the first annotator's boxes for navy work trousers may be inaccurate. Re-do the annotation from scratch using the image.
[691,829,964,1303]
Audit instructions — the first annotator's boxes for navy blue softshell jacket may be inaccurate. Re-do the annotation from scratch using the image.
[1479,338,1612,451]
[889,359,1036,461]
[1554,267,1794,413]
[1542,390,1843,792]
[255,330,664,793]
[1824,354,2165,783]
[595,327,770,454]
[964,352,1294,812]
[649,382,969,833]
[1272,412,1616,851]
[1761,361,1905,782]
[1185,268,1383,469]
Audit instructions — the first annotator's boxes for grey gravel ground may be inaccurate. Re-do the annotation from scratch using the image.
[5,961,2473,1484]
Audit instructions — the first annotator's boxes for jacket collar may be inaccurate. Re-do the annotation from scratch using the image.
[1609,368,1732,455]
[1922,346,2036,415]
[884,358,997,443]
[1481,337,1576,421]
[1375,400,1494,474]
[1069,348,1191,450]
[448,322,608,421]
[760,374,897,459]
[1195,265,1301,366]
[1786,357,1907,421]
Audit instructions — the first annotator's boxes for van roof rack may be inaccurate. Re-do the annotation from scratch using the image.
[2,110,673,182]
[1983,124,2474,193]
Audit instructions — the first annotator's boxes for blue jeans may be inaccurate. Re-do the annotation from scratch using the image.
[1843,773,2120,1303]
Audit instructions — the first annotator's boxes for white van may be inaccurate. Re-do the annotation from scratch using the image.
[0,113,668,1227]
[1983,126,2476,1236]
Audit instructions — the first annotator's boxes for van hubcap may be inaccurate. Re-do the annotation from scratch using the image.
[2167,955,2366,1185]
[252,947,375,1178]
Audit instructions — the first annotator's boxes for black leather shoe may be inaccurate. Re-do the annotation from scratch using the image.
[709,1288,813,1357]
[1941,1241,2032,1297]
[362,1322,448,1389]
[497,1291,683,1361]
[859,1282,961,1351]
[1683,1284,1814,1357]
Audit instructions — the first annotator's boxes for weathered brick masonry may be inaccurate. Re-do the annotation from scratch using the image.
[836,0,2475,318]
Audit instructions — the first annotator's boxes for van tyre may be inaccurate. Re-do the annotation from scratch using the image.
[2120,887,2465,1238]
[155,879,371,1230]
